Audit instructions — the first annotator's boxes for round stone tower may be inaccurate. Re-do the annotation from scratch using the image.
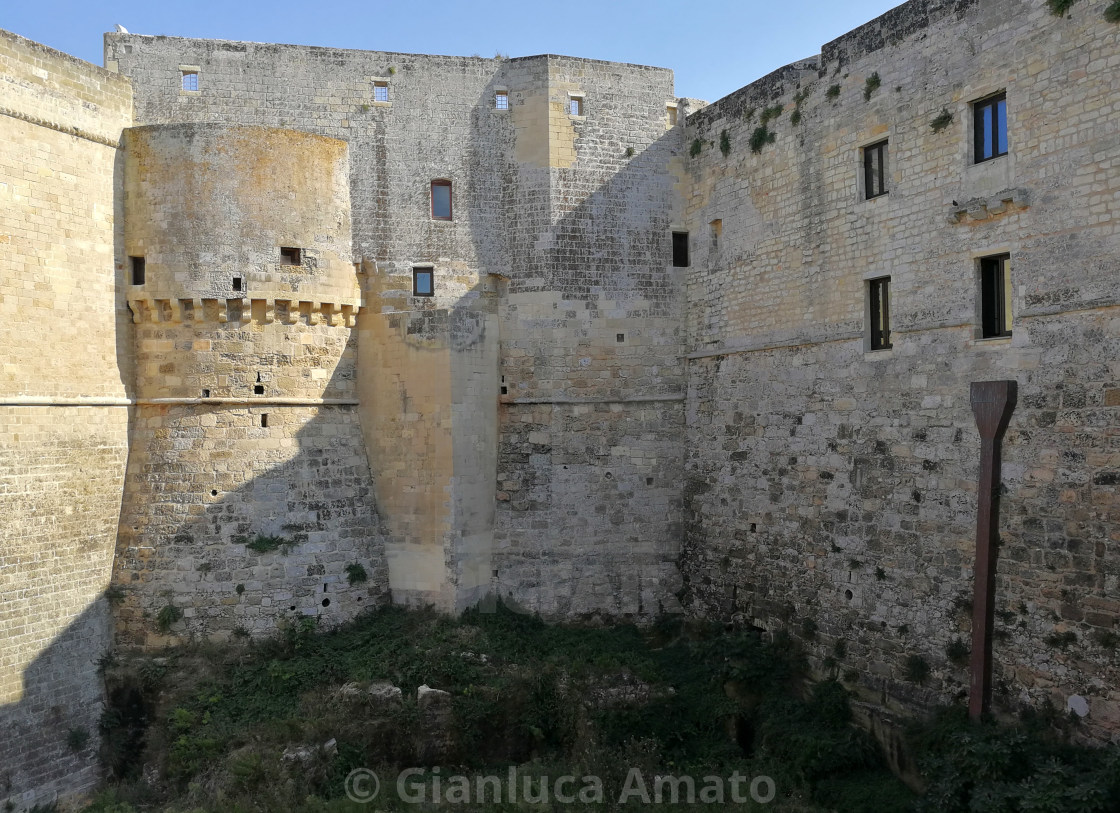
[114,124,387,645]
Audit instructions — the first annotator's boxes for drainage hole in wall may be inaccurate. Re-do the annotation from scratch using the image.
[605,471,613,480]
[750,523,757,533]
[210,489,218,497]
[254,384,265,395]
[202,389,210,398]
[646,477,654,485]
[289,605,296,611]
[845,590,853,601]
[321,598,330,607]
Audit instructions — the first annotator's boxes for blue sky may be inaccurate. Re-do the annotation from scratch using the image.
[4,0,904,103]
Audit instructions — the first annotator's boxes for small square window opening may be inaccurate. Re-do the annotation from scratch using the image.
[181,71,198,92]
[253,384,265,395]
[280,247,301,265]
[430,180,452,220]
[232,276,242,292]
[868,276,892,351]
[979,254,1012,338]
[973,93,1007,163]
[129,256,145,285]
[495,91,508,110]
[373,81,389,102]
[413,267,434,297]
[672,232,689,267]
[863,140,888,199]
[569,96,583,116]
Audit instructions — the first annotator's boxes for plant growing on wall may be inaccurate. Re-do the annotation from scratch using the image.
[742,106,756,122]
[749,125,775,153]
[904,654,930,684]
[1047,0,1079,15]
[790,108,802,126]
[930,108,954,132]
[345,563,368,585]
[826,83,841,101]
[863,72,881,101]
[156,603,183,633]
[946,637,970,665]
[689,138,702,157]
[1106,0,1120,21]
[625,146,635,157]
[719,130,731,157]
[760,104,783,125]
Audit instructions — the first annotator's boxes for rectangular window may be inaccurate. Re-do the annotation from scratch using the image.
[181,71,198,92]
[280,247,302,265]
[373,81,389,102]
[868,276,892,350]
[672,232,689,267]
[495,91,508,110]
[973,93,1007,163]
[568,96,583,116]
[667,105,678,127]
[863,140,888,199]
[413,266,434,296]
[430,180,452,220]
[979,254,1012,338]
[130,256,145,285]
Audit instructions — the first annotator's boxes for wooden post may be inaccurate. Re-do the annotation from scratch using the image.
[968,380,1017,720]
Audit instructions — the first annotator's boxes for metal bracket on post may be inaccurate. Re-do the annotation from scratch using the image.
[968,380,1017,720]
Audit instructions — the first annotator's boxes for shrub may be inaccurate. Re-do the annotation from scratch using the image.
[826,83,841,100]
[864,72,881,101]
[156,603,182,633]
[689,138,702,157]
[749,125,775,153]
[718,129,731,157]
[345,563,368,585]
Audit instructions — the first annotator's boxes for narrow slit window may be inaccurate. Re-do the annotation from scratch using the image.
[868,276,892,351]
[261,414,269,428]
[568,96,584,116]
[495,91,509,110]
[232,276,242,292]
[373,81,389,102]
[973,93,1008,163]
[979,254,1013,338]
[430,180,452,220]
[413,266,434,296]
[672,232,689,267]
[863,140,888,199]
[181,71,199,92]
[280,247,301,266]
[130,256,145,285]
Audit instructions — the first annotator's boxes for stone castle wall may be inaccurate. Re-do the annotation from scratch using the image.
[681,0,1120,736]
[0,29,133,809]
[113,124,389,646]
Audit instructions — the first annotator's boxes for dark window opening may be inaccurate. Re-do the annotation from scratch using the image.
[232,276,242,292]
[431,180,452,220]
[672,231,689,267]
[280,247,302,265]
[130,256,145,285]
[863,140,888,199]
[253,384,265,395]
[261,414,269,428]
[322,598,331,607]
[413,267,434,296]
[980,254,1012,338]
[974,93,1008,163]
[616,333,625,343]
[868,276,892,350]
[201,388,210,398]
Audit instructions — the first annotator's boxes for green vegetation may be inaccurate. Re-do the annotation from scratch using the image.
[930,108,954,132]
[1046,630,1078,648]
[789,108,801,127]
[904,654,931,684]
[235,533,293,554]
[1047,0,1080,15]
[689,138,702,157]
[759,104,783,125]
[155,604,182,634]
[863,72,881,102]
[625,146,635,158]
[945,638,970,666]
[826,84,841,101]
[84,606,1120,812]
[1107,0,1120,21]
[345,563,368,585]
[67,727,91,752]
[718,130,731,157]
[749,125,775,153]
[91,605,916,811]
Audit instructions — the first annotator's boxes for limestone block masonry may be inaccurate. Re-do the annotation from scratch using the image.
[3,0,1120,807]
[113,124,390,646]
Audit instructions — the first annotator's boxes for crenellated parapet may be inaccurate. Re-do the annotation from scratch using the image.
[126,297,359,327]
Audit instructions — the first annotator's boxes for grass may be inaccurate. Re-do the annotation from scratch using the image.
[90,605,916,812]
[863,72,881,101]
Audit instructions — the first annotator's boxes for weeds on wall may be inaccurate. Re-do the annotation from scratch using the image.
[345,563,368,585]
[863,72,881,102]
[624,146,635,158]
[235,533,292,554]
[945,638,969,666]
[789,108,801,126]
[689,137,702,157]
[718,129,731,157]
[759,104,783,125]
[1107,0,1120,21]
[1045,630,1078,648]
[930,108,954,132]
[155,604,182,634]
[1047,0,1080,15]
[904,654,931,684]
[826,83,841,101]
[749,125,775,153]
